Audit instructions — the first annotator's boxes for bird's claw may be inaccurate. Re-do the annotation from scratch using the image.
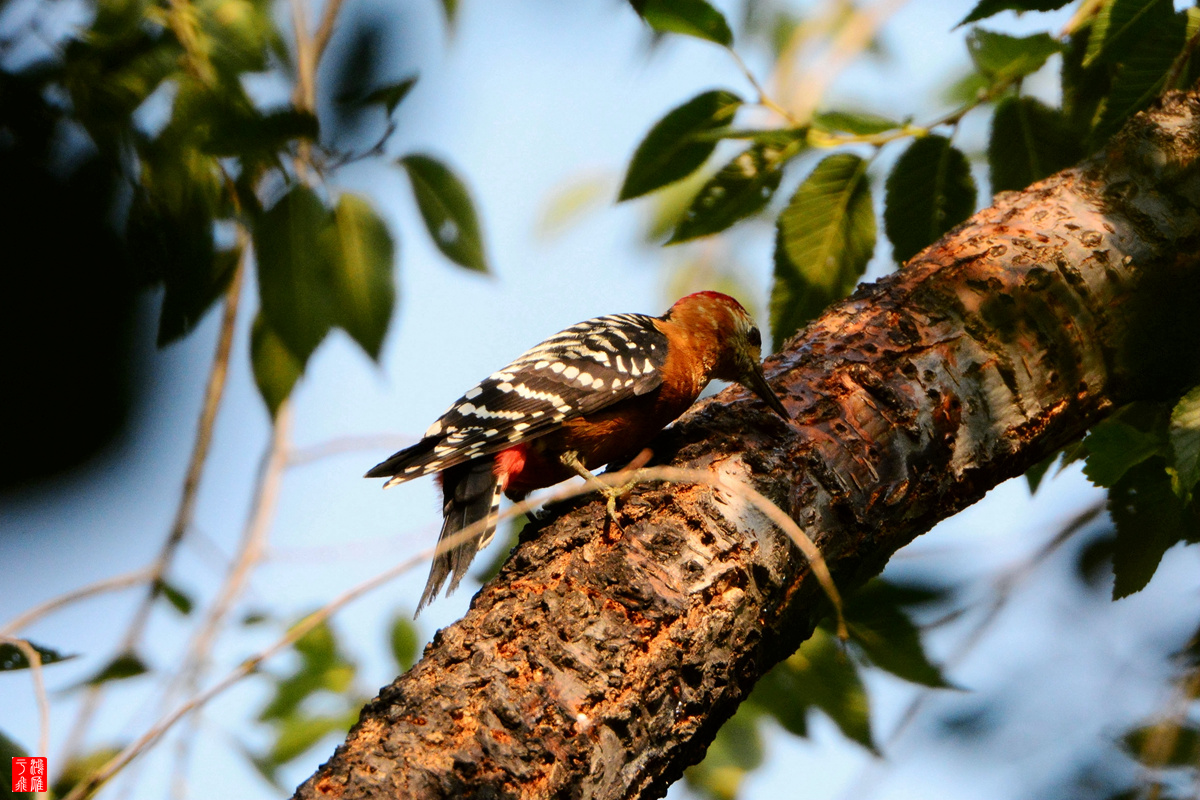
[560,450,627,531]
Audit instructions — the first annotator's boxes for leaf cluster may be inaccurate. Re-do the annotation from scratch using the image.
[685,579,954,799]
[3,0,492,418]
[248,620,369,786]
[623,0,1199,354]
[1039,390,1200,600]
[622,2,1200,796]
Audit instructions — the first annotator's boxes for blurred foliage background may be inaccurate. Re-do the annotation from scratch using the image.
[1,0,1199,798]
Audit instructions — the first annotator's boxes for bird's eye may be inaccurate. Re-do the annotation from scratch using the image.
[747,327,762,348]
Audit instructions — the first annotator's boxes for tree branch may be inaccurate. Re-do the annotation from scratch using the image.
[296,91,1200,800]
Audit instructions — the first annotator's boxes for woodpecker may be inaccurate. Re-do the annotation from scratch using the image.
[366,291,790,612]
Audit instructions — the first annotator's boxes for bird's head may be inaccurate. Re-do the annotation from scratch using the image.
[663,291,790,419]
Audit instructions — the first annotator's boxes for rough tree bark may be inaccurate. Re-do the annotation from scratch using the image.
[295,91,1200,799]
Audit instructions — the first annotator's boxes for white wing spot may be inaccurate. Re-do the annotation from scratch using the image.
[592,377,605,389]
[424,420,443,437]
[615,355,626,373]
[535,360,549,369]
[464,386,482,399]
[513,422,530,432]
[404,465,421,473]
[611,378,621,390]
[458,402,476,415]
[630,361,641,376]
[498,382,514,392]
[563,366,580,379]
[643,359,655,373]
[577,371,592,385]
[551,362,565,373]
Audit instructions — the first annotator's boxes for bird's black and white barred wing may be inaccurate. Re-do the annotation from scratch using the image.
[366,313,670,484]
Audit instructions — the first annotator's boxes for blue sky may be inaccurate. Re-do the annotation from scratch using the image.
[3,1,1199,798]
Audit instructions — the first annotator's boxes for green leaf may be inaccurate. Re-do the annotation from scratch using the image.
[254,185,336,361]
[1091,9,1187,146]
[251,314,304,417]
[267,711,358,765]
[632,0,734,47]
[399,154,489,272]
[201,0,279,77]
[844,581,952,688]
[1025,448,1061,494]
[0,640,76,671]
[959,0,1072,26]
[153,578,195,615]
[884,135,976,265]
[355,76,418,115]
[1109,460,1196,599]
[1084,0,1173,67]
[988,97,1084,193]
[668,137,802,243]
[323,193,396,360]
[439,0,458,29]
[2,729,31,799]
[684,703,764,800]
[770,153,875,348]
[389,615,420,672]
[203,102,319,162]
[812,110,900,135]
[1061,25,1112,134]
[750,628,877,751]
[259,620,356,722]
[126,140,227,346]
[1082,420,1163,487]
[81,652,150,686]
[50,746,125,799]
[942,69,993,107]
[157,246,239,347]
[1123,721,1200,767]
[619,89,743,201]
[1169,385,1200,498]
[966,29,1063,86]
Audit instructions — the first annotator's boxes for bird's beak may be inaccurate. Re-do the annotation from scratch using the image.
[743,363,790,420]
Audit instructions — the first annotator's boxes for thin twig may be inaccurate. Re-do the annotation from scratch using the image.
[727,47,798,125]
[59,251,245,766]
[0,569,155,639]
[290,0,315,111]
[784,0,908,123]
[2,637,50,765]
[288,433,415,468]
[312,0,348,69]
[839,501,1105,800]
[167,402,293,793]
[58,461,841,799]
[180,401,292,689]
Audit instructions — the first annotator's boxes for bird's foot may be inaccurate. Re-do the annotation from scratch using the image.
[560,450,627,531]
[560,448,655,530]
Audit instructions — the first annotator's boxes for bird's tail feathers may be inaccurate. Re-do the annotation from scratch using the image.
[364,438,438,482]
[416,459,503,615]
